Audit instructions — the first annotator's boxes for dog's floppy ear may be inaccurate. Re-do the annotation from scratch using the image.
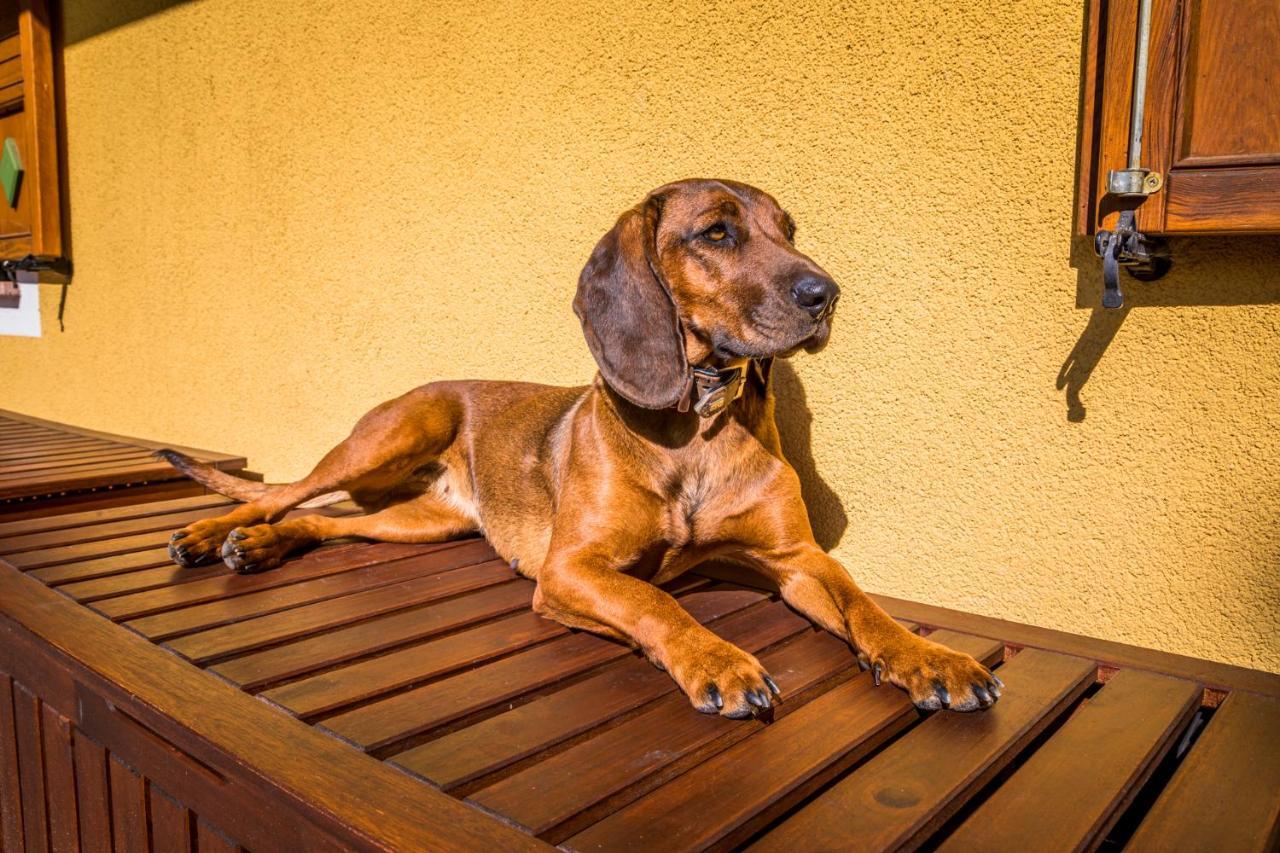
[574,196,689,409]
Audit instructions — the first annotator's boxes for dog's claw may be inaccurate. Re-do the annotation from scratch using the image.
[170,531,185,542]
[856,653,870,672]
[228,530,247,541]
[707,684,723,710]
[993,674,1005,689]
[764,675,781,698]
[872,661,884,687]
[973,685,993,708]
[934,681,951,709]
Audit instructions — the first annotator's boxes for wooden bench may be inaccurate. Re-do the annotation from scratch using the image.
[0,434,1277,850]
[0,410,247,521]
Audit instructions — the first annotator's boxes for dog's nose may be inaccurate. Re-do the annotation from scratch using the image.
[791,276,840,319]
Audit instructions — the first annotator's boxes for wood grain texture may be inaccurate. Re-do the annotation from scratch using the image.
[939,668,1201,851]
[1126,691,1280,852]
[751,649,1096,852]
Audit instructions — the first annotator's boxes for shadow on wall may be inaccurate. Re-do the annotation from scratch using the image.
[772,359,848,551]
[1060,234,1280,422]
[61,0,194,45]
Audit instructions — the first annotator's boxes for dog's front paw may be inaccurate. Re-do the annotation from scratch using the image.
[871,635,1002,712]
[666,636,781,719]
[219,525,288,574]
[169,519,235,568]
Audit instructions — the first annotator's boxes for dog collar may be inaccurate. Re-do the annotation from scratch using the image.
[688,363,747,418]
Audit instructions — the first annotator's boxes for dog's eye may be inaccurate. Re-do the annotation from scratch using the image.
[703,225,729,242]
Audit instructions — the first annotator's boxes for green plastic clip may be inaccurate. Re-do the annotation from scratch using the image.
[0,138,23,208]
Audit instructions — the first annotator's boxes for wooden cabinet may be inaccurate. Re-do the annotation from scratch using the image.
[1078,0,1280,237]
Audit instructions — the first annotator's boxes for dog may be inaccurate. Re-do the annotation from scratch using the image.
[161,178,1001,717]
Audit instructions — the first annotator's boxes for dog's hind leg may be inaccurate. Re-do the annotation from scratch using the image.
[167,386,465,567]
[218,492,478,574]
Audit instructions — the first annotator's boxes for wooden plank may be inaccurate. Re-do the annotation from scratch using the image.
[0,675,21,853]
[0,409,245,469]
[71,732,113,853]
[565,630,1003,852]
[318,588,768,749]
[97,538,482,622]
[750,648,1096,853]
[109,755,150,853]
[17,0,62,256]
[12,683,47,852]
[939,668,1201,852]
[0,480,212,523]
[0,439,124,463]
[0,502,234,555]
[207,579,536,687]
[470,623,968,841]
[29,547,176,585]
[396,600,819,788]
[1126,691,1280,852]
[149,785,194,853]
[8,527,194,569]
[0,564,546,851]
[0,493,231,539]
[40,703,79,852]
[124,550,512,643]
[264,608,570,718]
[0,460,211,500]
[58,562,229,602]
[0,448,157,477]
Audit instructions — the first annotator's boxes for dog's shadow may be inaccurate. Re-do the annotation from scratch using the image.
[772,360,849,551]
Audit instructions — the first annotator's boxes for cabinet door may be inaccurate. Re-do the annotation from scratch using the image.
[1080,0,1280,236]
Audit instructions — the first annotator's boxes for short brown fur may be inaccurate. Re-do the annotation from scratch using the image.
[163,179,1000,716]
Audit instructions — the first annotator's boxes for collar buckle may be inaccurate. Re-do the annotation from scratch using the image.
[691,364,746,418]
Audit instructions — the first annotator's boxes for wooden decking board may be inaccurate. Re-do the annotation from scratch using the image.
[1125,691,1280,853]
[395,600,819,790]
[321,588,769,752]
[97,538,484,622]
[467,619,961,841]
[30,546,180,585]
[938,667,1202,851]
[0,493,233,539]
[0,500,236,555]
[57,561,231,602]
[0,448,159,477]
[750,648,1097,852]
[71,732,112,851]
[565,632,1004,852]
[42,704,80,852]
[169,569,530,666]
[124,550,512,642]
[0,675,22,852]
[209,579,537,688]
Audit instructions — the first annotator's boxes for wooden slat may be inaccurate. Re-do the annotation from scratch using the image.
[95,538,478,621]
[0,409,245,468]
[939,668,1201,851]
[397,600,820,789]
[109,755,150,853]
[58,561,228,602]
[208,579,536,687]
[319,588,767,750]
[0,438,124,463]
[72,732,113,852]
[29,546,177,584]
[0,502,235,556]
[12,683,47,852]
[8,527,196,570]
[265,608,569,718]
[126,550,512,642]
[150,786,194,853]
[41,703,80,852]
[0,493,231,539]
[0,675,22,853]
[0,448,158,477]
[469,621,955,841]
[564,632,1002,851]
[1126,691,1280,852]
[750,648,1096,852]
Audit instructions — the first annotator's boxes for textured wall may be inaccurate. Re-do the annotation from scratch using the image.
[3,0,1277,670]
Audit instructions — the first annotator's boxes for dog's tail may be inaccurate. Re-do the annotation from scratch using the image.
[153,449,351,509]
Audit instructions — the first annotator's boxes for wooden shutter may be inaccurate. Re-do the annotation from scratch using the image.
[0,0,59,259]
[1077,0,1280,236]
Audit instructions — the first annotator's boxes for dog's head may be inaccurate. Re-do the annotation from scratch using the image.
[574,179,839,409]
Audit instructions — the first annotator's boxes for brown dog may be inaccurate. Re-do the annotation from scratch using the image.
[161,179,1001,716]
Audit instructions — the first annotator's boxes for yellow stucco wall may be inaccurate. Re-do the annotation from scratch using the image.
[3,0,1277,671]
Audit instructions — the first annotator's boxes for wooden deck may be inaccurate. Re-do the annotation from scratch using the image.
[0,410,247,519]
[1,421,1278,851]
